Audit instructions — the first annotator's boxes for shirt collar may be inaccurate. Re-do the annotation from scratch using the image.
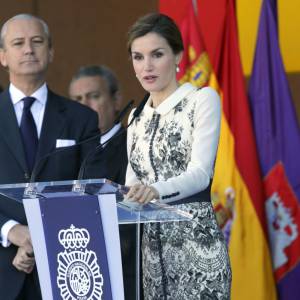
[101,123,122,145]
[9,83,48,106]
[144,83,195,116]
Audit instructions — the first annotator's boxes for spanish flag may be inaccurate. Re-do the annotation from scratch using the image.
[159,0,277,299]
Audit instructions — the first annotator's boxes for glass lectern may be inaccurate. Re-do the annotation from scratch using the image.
[0,179,192,300]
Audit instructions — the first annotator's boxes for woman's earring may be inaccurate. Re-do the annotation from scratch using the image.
[176,65,180,73]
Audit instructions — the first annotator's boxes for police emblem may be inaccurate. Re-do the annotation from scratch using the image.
[57,224,103,299]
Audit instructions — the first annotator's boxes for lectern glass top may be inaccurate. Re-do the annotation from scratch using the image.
[0,179,193,224]
[0,179,118,201]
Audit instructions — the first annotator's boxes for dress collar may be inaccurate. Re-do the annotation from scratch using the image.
[143,83,195,116]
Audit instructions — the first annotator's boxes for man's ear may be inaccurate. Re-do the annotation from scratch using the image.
[49,47,54,63]
[0,49,8,68]
[113,91,123,111]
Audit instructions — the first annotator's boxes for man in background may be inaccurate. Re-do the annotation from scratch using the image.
[0,14,101,299]
[69,65,128,183]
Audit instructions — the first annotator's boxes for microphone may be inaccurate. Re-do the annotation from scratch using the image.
[128,93,149,127]
[25,100,135,196]
[77,93,149,181]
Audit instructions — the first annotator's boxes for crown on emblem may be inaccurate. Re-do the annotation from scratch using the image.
[58,224,90,249]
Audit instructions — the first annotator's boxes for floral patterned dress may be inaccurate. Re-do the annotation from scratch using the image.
[126,83,231,299]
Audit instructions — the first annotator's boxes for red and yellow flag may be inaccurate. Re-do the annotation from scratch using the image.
[159,0,277,299]
[176,2,212,87]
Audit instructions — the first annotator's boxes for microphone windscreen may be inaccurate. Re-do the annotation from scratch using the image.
[133,93,149,118]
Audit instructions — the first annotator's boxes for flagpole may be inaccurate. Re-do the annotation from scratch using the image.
[192,0,198,15]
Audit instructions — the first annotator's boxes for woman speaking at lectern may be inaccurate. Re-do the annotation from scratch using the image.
[125,13,231,300]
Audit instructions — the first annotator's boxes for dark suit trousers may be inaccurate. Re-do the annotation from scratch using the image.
[15,270,41,300]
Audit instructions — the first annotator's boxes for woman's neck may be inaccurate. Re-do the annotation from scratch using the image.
[150,81,179,108]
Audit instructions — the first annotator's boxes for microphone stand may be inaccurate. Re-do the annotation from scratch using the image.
[73,94,149,193]
[72,126,126,193]
[24,100,135,197]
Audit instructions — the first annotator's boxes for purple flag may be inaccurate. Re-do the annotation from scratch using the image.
[248,0,300,299]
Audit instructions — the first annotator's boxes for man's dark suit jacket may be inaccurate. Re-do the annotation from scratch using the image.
[97,127,127,185]
[98,128,136,300]
[0,88,102,300]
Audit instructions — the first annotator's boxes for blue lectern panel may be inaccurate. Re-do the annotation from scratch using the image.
[39,194,112,300]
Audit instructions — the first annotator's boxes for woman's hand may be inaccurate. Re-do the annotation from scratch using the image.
[125,183,159,204]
